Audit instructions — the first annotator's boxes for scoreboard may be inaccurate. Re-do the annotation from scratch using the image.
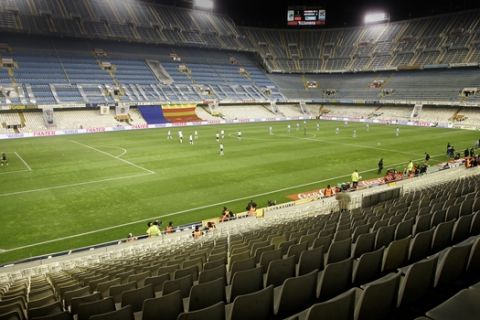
[287,7,326,27]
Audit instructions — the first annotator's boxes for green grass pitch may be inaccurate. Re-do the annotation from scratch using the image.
[0,120,477,264]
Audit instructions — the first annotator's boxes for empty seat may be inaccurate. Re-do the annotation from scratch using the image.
[409,228,434,262]
[63,286,90,309]
[198,264,226,285]
[312,235,333,250]
[375,225,396,249]
[127,271,150,288]
[354,273,401,320]
[28,295,57,310]
[466,236,480,274]
[121,284,154,312]
[382,236,411,272]
[70,292,101,315]
[325,238,351,264]
[353,247,384,285]
[141,290,182,320]
[31,311,73,320]
[434,242,473,288]
[89,305,133,320]
[317,257,353,301]
[431,210,446,227]
[286,242,308,264]
[274,270,318,318]
[187,278,225,312]
[452,214,473,243]
[431,220,455,253]
[426,288,480,320]
[144,274,170,294]
[28,301,63,320]
[254,245,274,264]
[258,249,282,274]
[414,214,433,235]
[77,297,115,320]
[108,282,137,303]
[395,219,414,240]
[229,257,255,282]
[162,274,193,299]
[297,246,324,276]
[174,266,199,282]
[227,285,273,320]
[398,257,438,307]
[334,229,352,242]
[352,233,375,259]
[177,301,224,320]
[303,288,356,320]
[264,256,296,288]
[227,267,262,303]
[96,279,121,298]
[352,224,370,242]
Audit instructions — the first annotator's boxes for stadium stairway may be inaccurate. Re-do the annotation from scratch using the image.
[137,105,168,124]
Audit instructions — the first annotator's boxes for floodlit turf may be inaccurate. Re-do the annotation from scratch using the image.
[0,120,478,264]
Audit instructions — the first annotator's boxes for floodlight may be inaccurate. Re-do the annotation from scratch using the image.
[364,12,389,24]
[194,0,214,10]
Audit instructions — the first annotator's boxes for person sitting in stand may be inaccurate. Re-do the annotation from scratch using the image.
[146,221,161,237]
[246,200,257,216]
[192,225,204,239]
[323,184,334,197]
[221,209,230,222]
[166,221,174,234]
[207,221,216,231]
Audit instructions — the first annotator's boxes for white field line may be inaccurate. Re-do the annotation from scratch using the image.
[116,148,127,158]
[2,155,443,252]
[0,169,30,176]
[70,140,154,174]
[14,152,32,171]
[279,133,426,158]
[0,172,153,197]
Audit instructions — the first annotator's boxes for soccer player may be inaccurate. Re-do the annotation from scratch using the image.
[269,126,272,135]
[237,131,242,140]
[366,123,369,131]
[178,130,183,143]
[425,152,430,163]
[219,143,224,156]
[296,123,300,131]
[0,152,7,166]
[216,132,220,142]
[316,122,320,131]
[220,129,225,139]
[344,120,348,127]
[353,129,357,138]
[336,127,340,134]
[378,158,384,174]
[287,124,291,133]
[189,134,193,145]
[396,127,400,137]
[167,130,172,140]
[194,130,198,140]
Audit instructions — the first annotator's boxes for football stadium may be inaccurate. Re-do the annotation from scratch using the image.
[0,0,479,318]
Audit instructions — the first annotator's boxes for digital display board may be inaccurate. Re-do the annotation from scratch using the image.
[287,7,326,26]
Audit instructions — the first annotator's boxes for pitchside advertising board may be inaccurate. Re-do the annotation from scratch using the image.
[287,7,326,26]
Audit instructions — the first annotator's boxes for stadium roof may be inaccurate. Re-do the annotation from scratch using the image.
[151,0,480,28]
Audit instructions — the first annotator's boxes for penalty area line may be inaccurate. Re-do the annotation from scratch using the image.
[14,152,32,171]
[0,172,153,197]
[2,155,440,253]
[70,140,154,174]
